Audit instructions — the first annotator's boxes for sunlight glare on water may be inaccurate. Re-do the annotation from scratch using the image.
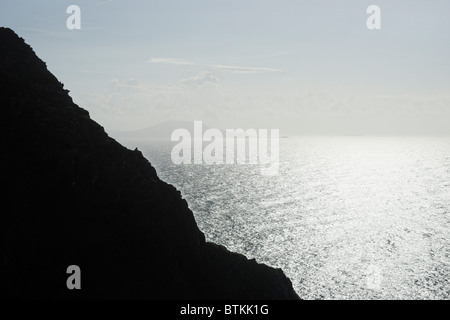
[120,136,450,299]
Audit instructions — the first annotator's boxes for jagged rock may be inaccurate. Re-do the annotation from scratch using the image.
[0,27,299,299]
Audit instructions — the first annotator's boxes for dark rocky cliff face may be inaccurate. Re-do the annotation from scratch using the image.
[0,27,299,299]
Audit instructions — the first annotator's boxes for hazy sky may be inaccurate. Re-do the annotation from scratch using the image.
[1,0,450,134]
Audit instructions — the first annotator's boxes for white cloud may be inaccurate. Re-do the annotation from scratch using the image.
[208,64,284,74]
[96,0,113,6]
[147,58,283,74]
[74,73,230,130]
[181,72,220,86]
[73,74,450,135]
[148,58,194,65]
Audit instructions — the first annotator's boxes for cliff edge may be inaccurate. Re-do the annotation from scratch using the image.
[0,27,299,299]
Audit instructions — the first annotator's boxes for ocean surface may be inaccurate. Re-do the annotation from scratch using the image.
[118,136,450,299]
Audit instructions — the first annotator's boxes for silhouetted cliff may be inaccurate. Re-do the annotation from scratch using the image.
[0,27,299,299]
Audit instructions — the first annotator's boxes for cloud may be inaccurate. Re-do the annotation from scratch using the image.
[96,0,113,6]
[148,58,194,65]
[147,58,283,74]
[74,72,450,134]
[181,72,220,86]
[74,73,229,130]
[208,64,284,74]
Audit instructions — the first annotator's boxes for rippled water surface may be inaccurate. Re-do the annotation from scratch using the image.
[119,136,450,299]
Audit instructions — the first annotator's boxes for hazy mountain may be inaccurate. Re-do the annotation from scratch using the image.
[112,120,221,139]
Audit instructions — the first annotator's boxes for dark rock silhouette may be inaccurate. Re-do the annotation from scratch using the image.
[0,27,299,299]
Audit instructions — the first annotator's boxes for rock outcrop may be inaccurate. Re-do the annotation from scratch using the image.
[0,27,299,299]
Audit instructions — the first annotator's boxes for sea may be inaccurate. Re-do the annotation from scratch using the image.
[117,136,450,300]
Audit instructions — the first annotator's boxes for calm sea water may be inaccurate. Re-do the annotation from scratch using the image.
[118,136,450,299]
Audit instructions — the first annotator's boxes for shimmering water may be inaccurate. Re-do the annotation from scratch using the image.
[119,136,450,299]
